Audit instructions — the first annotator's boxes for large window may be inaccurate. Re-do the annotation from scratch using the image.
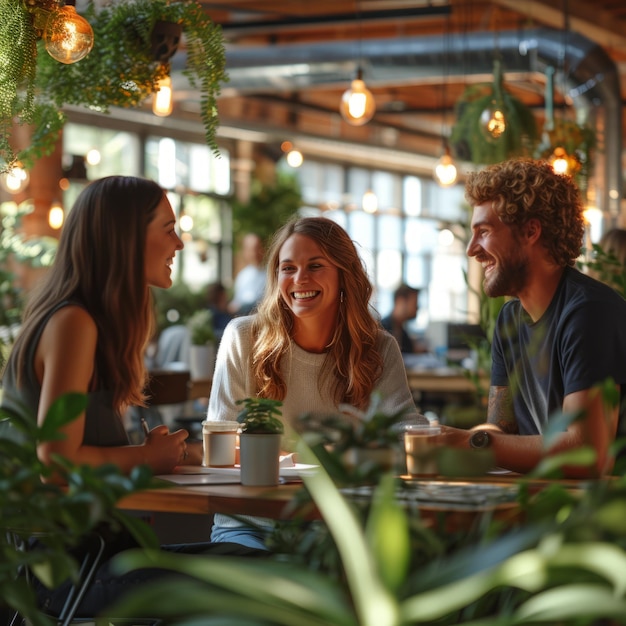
[63,124,232,291]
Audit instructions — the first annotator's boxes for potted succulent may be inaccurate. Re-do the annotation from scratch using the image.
[186,309,216,380]
[236,398,284,486]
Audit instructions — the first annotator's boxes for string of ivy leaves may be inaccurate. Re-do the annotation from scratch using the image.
[1,0,227,173]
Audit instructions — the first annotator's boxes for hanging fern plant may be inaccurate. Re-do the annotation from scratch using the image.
[450,59,539,165]
[0,0,63,171]
[535,118,595,192]
[1,0,227,172]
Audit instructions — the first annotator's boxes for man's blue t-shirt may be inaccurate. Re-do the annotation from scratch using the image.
[491,267,626,435]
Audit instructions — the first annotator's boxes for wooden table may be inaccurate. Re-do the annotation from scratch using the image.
[191,371,485,399]
[117,472,579,532]
[405,368,489,394]
[118,479,315,520]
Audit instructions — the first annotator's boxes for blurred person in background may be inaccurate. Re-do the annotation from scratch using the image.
[228,233,267,316]
[380,284,426,354]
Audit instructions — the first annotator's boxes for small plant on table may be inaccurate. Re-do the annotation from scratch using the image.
[236,398,284,435]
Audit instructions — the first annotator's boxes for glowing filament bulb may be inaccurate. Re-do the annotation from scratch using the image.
[340,78,376,126]
[153,75,173,117]
[44,5,94,64]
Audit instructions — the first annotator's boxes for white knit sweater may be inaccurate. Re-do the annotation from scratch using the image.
[208,315,420,427]
[208,315,422,531]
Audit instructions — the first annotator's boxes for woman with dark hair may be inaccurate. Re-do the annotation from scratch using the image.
[2,175,191,472]
[1,176,262,619]
[208,216,423,548]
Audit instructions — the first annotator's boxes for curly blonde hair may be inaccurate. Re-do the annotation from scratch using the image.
[465,158,585,266]
[251,216,383,409]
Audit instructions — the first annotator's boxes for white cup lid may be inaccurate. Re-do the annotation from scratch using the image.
[404,424,441,436]
[202,420,239,432]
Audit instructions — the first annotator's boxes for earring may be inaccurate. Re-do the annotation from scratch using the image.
[340,289,345,304]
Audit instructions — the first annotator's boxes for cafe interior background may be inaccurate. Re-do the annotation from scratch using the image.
[2,0,626,365]
[5,5,626,623]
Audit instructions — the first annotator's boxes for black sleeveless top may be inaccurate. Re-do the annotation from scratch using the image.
[0,301,129,446]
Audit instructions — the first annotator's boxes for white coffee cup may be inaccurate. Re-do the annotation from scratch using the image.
[404,424,442,477]
[202,420,239,467]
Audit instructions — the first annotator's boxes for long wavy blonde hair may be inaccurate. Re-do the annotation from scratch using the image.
[11,176,164,414]
[252,216,383,409]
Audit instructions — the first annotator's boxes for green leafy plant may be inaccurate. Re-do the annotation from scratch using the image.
[535,118,596,192]
[2,0,227,171]
[151,282,209,335]
[581,243,626,300]
[450,59,539,165]
[107,437,626,626]
[231,171,302,243]
[301,393,410,453]
[0,393,159,625]
[236,398,285,435]
[297,393,412,484]
[186,309,215,346]
[0,200,59,369]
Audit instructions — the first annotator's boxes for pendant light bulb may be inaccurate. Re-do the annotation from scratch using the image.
[44,5,94,64]
[48,201,64,230]
[549,147,570,175]
[340,69,376,126]
[0,163,30,194]
[153,74,173,117]
[479,101,507,142]
[434,147,458,187]
[286,149,303,168]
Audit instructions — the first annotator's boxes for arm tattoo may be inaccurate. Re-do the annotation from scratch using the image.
[487,386,519,434]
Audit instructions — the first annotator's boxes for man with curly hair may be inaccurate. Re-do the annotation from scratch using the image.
[443,158,626,477]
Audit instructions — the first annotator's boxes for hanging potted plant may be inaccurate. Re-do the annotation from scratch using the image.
[535,117,596,191]
[450,59,539,165]
[186,309,216,381]
[236,398,284,487]
[2,0,227,171]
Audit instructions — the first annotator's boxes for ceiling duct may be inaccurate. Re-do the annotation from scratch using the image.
[222,27,621,215]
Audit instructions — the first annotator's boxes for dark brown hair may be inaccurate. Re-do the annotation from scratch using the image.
[12,176,164,413]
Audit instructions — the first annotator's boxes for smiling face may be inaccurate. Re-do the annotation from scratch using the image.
[144,194,184,288]
[467,201,530,298]
[277,233,340,323]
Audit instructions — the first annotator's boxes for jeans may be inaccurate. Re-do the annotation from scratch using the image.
[210,524,270,550]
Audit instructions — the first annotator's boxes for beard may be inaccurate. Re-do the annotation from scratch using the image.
[482,248,530,297]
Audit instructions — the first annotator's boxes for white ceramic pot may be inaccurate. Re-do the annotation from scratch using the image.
[239,433,282,486]
[189,343,216,380]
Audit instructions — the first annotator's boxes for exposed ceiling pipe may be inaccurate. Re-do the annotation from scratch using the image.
[218,5,452,36]
[222,27,621,215]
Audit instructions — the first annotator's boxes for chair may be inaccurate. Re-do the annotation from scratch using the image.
[152,325,191,370]
[7,531,105,626]
[128,367,194,441]
[6,529,162,626]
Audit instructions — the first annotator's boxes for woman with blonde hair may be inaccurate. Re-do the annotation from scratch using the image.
[208,216,422,548]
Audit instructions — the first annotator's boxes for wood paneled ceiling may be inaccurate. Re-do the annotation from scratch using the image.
[163,2,626,176]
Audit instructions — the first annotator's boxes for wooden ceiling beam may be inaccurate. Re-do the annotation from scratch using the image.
[489,0,626,54]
